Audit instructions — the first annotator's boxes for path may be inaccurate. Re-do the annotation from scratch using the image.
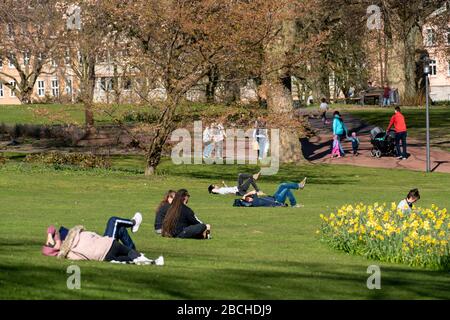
[302,113,450,173]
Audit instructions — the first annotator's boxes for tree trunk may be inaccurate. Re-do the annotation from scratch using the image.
[206,65,219,103]
[145,98,179,176]
[387,22,423,104]
[264,20,304,164]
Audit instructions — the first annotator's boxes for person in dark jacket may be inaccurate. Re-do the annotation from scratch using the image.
[237,178,307,208]
[154,190,176,234]
[162,189,211,239]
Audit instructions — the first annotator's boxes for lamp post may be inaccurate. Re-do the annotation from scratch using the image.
[423,57,431,173]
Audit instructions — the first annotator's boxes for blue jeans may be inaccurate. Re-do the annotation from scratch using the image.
[203,142,214,158]
[395,131,407,158]
[337,134,345,155]
[103,217,135,250]
[383,97,390,106]
[273,182,299,206]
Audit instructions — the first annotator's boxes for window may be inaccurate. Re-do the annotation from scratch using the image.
[65,49,71,65]
[0,83,3,98]
[426,28,436,46]
[0,58,3,69]
[37,80,45,97]
[65,79,72,95]
[8,59,14,68]
[51,58,57,68]
[447,28,450,45]
[24,52,30,66]
[10,80,16,97]
[123,78,132,91]
[7,23,14,38]
[100,77,113,91]
[77,51,83,64]
[51,79,59,97]
[430,59,437,76]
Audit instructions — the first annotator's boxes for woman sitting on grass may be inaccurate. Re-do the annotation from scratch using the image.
[162,189,211,239]
[42,214,164,265]
[154,190,176,234]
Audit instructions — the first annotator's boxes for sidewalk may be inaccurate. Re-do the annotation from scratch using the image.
[302,114,450,173]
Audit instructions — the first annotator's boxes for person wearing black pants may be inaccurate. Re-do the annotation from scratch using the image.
[104,240,140,262]
[237,172,261,196]
[208,172,261,196]
[163,189,211,240]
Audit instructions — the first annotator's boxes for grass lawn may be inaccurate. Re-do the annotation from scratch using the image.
[336,106,450,152]
[0,157,449,299]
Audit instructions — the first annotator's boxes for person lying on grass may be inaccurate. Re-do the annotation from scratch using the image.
[208,172,262,196]
[234,178,307,208]
[154,190,176,234]
[42,214,164,265]
[397,188,420,214]
[162,189,211,239]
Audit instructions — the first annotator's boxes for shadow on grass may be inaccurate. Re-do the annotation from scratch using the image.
[1,256,449,299]
[155,162,360,186]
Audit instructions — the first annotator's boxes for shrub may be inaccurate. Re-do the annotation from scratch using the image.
[320,202,450,270]
[24,152,111,169]
[0,154,6,166]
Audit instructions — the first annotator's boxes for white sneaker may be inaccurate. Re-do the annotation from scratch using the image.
[131,212,142,233]
[133,254,153,265]
[299,177,307,189]
[155,256,164,266]
[110,260,126,264]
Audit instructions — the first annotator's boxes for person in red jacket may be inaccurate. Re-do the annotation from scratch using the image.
[387,106,408,160]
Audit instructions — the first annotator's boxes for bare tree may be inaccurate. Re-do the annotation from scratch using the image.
[0,0,65,104]
[101,0,285,175]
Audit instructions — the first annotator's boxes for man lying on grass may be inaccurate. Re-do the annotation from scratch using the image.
[42,214,164,265]
[234,178,307,208]
[208,172,262,196]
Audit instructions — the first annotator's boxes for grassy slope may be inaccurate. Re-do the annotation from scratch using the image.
[0,158,449,299]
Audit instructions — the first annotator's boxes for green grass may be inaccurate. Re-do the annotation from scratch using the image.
[337,106,450,152]
[0,157,449,299]
[0,102,250,126]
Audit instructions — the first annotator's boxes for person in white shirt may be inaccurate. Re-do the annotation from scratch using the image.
[253,120,268,160]
[397,188,420,214]
[208,172,262,196]
[319,98,329,125]
[213,123,227,160]
[203,123,214,159]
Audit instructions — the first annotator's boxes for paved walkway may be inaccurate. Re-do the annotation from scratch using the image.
[301,114,450,173]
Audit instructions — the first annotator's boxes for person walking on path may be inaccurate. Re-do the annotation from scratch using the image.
[253,120,268,160]
[319,98,329,125]
[386,106,408,160]
[214,123,227,161]
[203,123,214,159]
[383,83,391,106]
[332,111,348,156]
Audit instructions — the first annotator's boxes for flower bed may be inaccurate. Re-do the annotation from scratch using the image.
[320,203,450,270]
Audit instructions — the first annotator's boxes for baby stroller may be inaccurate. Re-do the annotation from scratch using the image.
[370,127,396,158]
